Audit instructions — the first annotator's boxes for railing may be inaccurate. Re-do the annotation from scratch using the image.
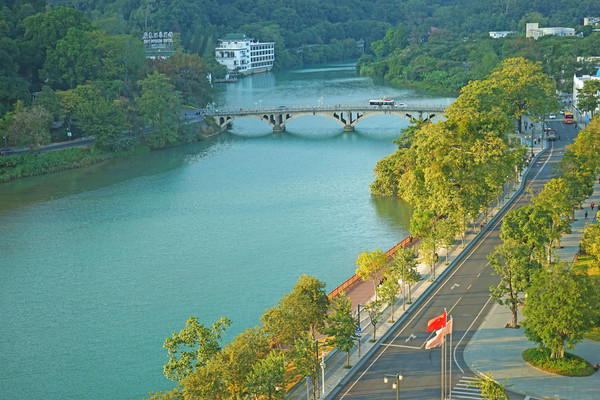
[208,103,447,116]
[327,234,415,299]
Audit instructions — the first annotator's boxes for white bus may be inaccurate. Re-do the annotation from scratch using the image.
[369,99,394,106]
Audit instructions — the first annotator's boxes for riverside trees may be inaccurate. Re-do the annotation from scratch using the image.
[371,58,540,278]
[489,116,600,357]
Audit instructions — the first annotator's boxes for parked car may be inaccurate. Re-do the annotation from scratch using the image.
[549,113,556,119]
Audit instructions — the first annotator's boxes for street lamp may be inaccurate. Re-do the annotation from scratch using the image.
[3,135,6,150]
[383,373,403,400]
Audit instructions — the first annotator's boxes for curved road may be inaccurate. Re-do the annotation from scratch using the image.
[326,119,578,400]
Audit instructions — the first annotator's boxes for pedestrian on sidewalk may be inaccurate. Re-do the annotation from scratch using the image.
[585,210,588,219]
[592,202,595,211]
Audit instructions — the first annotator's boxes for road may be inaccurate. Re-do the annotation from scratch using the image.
[326,119,578,400]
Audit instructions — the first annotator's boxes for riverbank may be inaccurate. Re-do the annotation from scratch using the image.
[0,122,223,184]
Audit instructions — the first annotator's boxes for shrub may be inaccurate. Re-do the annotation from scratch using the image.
[522,348,595,377]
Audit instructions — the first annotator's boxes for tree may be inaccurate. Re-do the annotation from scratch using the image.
[437,216,459,264]
[144,52,213,107]
[577,80,600,118]
[261,275,329,346]
[163,316,231,382]
[364,299,384,341]
[391,246,419,307]
[246,351,287,400]
[7,105,52,149]
[291,335,321,400]
[355,249,389,300]
[404,264,423,304]
[488,240,538,328]
[523,263,596,359]
[580,218,600,269]
[136,71,182,149]
[377,268,401,322]
[533,178,574,261]
[74,96,127,150]
[468,372,509,400]
[217,326,270,400]
[488,57,556,133]
[323,292,358,367]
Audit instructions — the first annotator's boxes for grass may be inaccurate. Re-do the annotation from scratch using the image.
[522,348,595,377]
[585,327,600,342]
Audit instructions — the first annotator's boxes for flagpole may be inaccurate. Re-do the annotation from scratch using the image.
[449,316,453,400]
[441,308,446,400]
[441,337,444,400]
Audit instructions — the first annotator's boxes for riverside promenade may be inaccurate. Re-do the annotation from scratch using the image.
[289,139,600,400]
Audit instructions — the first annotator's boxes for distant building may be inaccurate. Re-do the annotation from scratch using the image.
[143,31,175,59]
[526,23,575,40]
[489,31,516,39]
[215,34,275,75]
[572,69,600,115]
[583,17,600,26]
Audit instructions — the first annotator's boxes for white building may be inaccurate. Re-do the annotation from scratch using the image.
[573,69,600,117]
[526,23,575,39]
[488,31,516,39]
[215,34,275,75]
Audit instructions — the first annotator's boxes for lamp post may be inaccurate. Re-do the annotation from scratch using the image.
[383,372,403,400]
[3,135,6,150]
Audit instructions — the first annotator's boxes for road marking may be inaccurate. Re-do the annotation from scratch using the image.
[451,283,460,290]
[339,148,555,398]
[451,376,482,399]
[467,284,471,291]
[382,343,421,350]
[405,333,416,342]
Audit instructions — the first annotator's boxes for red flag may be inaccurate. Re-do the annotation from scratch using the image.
[425,327,445,349]
[426,312,447,332]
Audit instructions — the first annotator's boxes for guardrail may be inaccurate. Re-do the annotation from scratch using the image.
[208,103,447,116]
[327,234,415,299]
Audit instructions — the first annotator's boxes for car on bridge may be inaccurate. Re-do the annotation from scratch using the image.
[395,103,407,108]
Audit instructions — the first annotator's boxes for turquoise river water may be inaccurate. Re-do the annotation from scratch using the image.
[0,62,449,399]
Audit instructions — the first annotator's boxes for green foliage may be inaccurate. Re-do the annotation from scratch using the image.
[6,105,53,149]
[523,264,596,359]
[364,299,384,341]
[291,335,321,399]
[468,372,509,400]
[261,275,329,346]
[522,348,595,377]
[323,292,358,367]
[488,239,539,328]
[143,53,213,108]
[163,316,231,382]
[136,71,182,149]
[246,351,287,400]
[355,249,389,298]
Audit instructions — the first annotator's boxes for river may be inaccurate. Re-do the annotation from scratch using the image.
[0,62,449,399]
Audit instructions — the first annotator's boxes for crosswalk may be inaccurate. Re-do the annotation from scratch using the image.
[449,376,482,399]
[449,376,544,400]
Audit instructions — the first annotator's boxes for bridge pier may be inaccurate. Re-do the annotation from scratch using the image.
[343,125,354,132]
[273,125,286,133]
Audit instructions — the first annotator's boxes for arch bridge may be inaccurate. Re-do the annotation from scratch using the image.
[209,103,448,133]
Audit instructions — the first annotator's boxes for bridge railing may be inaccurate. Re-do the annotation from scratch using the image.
[208,103,447,116]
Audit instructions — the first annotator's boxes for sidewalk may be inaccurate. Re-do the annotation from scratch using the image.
[290,139,600,400]
[464,177,600,400]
